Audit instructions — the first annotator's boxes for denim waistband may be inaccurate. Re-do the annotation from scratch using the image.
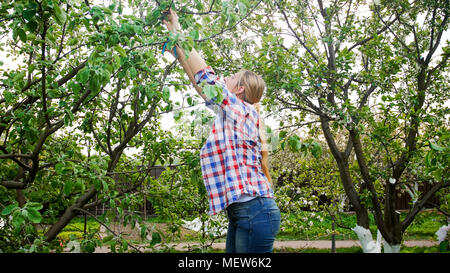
[228,196,271,209]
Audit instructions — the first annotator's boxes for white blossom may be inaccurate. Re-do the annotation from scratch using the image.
[435,224,450,243]
[389,178,396,184]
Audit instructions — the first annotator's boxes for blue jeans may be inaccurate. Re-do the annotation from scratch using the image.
[225,197,281,253]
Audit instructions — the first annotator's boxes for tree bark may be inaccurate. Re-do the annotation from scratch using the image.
[320,117,369,228]
[44,187,97,242]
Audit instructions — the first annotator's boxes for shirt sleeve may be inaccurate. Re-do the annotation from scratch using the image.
[195,67,255,145]
[194,66,243,115]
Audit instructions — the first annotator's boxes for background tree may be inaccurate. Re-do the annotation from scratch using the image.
[0,0,271,252]
[239,0,449,252]
[0,0,184,251]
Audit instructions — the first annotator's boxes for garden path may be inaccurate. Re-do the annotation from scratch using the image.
[92,239,439,253]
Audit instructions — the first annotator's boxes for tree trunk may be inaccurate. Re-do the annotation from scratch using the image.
[320,117,370,229]
[383,241,401,253]
[44,187,97,242]
[352,226,383,253]
[44,140,127,242]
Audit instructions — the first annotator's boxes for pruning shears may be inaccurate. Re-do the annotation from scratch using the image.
[161,39,177,58]
[161,8,177,58]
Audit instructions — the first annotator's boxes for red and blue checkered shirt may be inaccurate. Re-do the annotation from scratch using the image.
[195,67,274,215]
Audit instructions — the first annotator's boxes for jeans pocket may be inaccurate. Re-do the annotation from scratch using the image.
[228,203,250,221]
[269,209,281,237]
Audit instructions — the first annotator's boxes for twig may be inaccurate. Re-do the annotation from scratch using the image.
[324,205,352,230]
[196,0,264,42]
[425,202,450,217]
[73,208,143,253]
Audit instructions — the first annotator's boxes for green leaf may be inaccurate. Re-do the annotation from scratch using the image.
[64,109,75,122]
[64,114,71,126]
[439,240,449,253]
[22,9,36,21]
[93,178,102,190]
[150,232,161,246]
[429,142,445,152]
[140,225,148,240]
[173,111,183,121]
[25,19,38,32]
[78,68,90,84]
[12,210,25,228]
[214,86,224,104]
[1,203,18,216]
[189,30,199,40]
[311,141,322,158]
[202,84,215,99]
[129,67,137,78]
[279,131,287,139]
[64,180,74,195]
[71,82,81,94]
[55,162,65,175]
[114,45,126,57]
[425,151,433,167]
[16,28,27,43]
[110,199,116,209]
[89,73,101,93]
[237,1,248,15]
[68,38,78,46]
[162,86,170,102]
[102,179,109,192]
[13,71,26,82]
[102,235,114,243]
[3,91,14,103]
[26,208,42,223]
[26,202,43,211]
[112,54,121,69]
[81,240,96,253]
[53,4,67,25]
[288,135,301,152]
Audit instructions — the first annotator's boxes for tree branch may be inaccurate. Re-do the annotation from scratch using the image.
[348,10,400,52]
[349,129,390,241]
[402,181,449,232]
[277,1,320,63]
[40,13,51,127]
[73,208,143,253]
[196,0,264,43]
[178,0,220,15]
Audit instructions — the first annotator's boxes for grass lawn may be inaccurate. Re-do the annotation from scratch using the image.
[66,209,445,242]
[48,208,448,254]
[276,209,447,241]
[59,209,447,253]
[273,245,445,253]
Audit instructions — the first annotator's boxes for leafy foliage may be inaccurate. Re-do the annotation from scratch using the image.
[1,0,448,253]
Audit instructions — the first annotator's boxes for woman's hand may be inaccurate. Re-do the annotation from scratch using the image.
[162,9,181,33]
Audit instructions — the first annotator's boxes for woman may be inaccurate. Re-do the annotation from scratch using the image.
[163,9,280,253]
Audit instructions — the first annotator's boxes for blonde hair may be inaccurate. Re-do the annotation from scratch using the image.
[236,70,273,186]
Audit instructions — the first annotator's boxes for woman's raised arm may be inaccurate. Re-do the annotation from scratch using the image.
[162,9,209,101]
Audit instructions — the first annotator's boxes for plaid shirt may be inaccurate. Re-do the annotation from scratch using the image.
[195,67,274,215]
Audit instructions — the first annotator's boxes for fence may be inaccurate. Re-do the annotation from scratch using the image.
[395,182,441,210]
[91,165,172,218]
[89,165,441,217]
